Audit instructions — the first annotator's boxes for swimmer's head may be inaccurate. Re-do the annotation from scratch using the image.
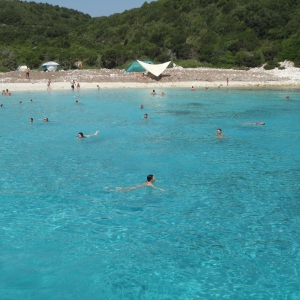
[20,101,22,104]
[147,174,155,182]
[0,104,3,107]
[29,118,33,122]
[217,128,222,135]
[140,105,144,109]
[30,99,34,102]
[76,100,79,103]
[44,117,48,122]
[144,114,148,118]
[77,132,84,138]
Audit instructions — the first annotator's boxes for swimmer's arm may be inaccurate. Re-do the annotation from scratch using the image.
[85,131,99,138]
[117,184,145,192]
[150,185,165,192]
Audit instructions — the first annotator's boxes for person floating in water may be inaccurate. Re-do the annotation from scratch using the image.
[118,174,164,192]
[216,128,223,136]
[239,122,265,126]
[77,131,99,138]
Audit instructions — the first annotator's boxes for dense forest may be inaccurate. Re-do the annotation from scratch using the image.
[0,0,300,71]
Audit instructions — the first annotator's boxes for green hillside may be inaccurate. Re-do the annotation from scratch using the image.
[1,0,300,71]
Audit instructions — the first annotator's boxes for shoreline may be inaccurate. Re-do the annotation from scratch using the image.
[1,62,299,91]
[2,81,300,92]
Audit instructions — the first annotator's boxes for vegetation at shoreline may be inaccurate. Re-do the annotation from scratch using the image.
[0,0,300,71]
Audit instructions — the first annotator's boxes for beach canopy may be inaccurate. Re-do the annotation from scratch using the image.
[16,65,28,72]
[42,61,59,72]
[125,60,153,73]
[137,60,171,77]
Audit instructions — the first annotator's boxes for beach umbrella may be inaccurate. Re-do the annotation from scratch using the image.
[41,61,59,72]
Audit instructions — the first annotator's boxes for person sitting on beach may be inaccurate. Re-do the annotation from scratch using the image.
[29,118,33,123]
[216,128,223,136]
[140,104,144,109]
[77,83,80,89]
[191,86,195,91]
[6,89,11,96]
[118,174,164,192]
[77,131,99,138]
[151,90,156,95]
[161,92,165,96]
[143,114,148,119]
[44,117,49,122]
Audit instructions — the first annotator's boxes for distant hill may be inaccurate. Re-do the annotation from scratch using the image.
[0,0,300,71]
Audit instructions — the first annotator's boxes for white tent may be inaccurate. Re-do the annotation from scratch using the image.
[42,61,59,72]
[16,65,27,72]
[137,60,171,77]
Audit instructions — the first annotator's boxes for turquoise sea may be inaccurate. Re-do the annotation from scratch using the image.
[0,88,300,299]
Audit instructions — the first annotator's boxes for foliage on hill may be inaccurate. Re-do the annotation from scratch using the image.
[0,0,300,71]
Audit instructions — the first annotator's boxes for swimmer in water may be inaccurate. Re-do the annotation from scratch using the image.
[97,85,100,90]
[0,104,3,107]
[44,117,49,122]
[151,90,156,95]
[140,104,144,109]
[2,90,5,95]
[19,101,22,104]
[161,92,165,96]
[216,128,223,136]
[29,118,33,122]
[77,131,99,138]
[30,99,34,102]
[76,100,79,104]
[118,174,164,192]
[191,86,195,91]
[239,122,265,126]
[143,113,148,119]
[286,96,290,100]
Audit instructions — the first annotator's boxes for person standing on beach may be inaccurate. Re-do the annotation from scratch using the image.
[47,79,51,90]
[226,78,229,86]
[71,80,75,90]
[77,83,80,89]
[25,67,30,79]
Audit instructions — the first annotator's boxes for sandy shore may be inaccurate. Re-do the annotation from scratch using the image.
[1,61,299,91]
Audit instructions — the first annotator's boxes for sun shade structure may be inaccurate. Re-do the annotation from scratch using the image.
[16,65,28,72]
[125,60,153,72]
[137,60,171,77]
[41,61,59,72]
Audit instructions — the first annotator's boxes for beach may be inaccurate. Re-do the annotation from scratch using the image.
[1,60,299,91]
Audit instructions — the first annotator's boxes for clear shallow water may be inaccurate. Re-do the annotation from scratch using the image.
[0,88,300,299]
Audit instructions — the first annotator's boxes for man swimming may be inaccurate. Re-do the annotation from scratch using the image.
[216,128,223,136]
[143,113,148,119]
[118,174,164,192]
[77,131,99,138]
